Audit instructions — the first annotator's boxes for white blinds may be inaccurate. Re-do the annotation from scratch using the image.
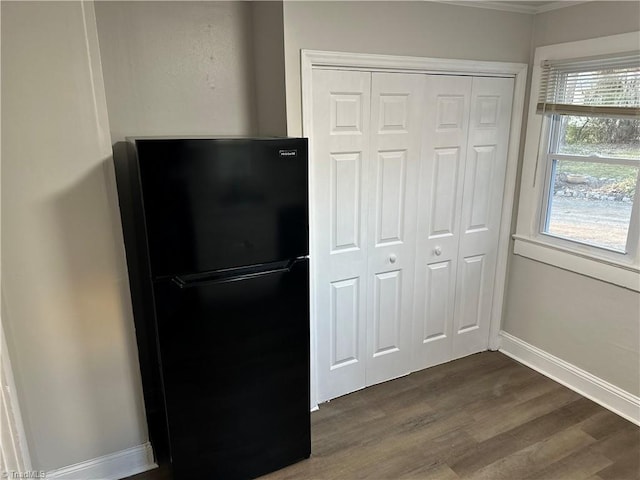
[537,52,640,117]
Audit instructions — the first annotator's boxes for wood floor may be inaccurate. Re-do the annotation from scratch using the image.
[124,352,640,480]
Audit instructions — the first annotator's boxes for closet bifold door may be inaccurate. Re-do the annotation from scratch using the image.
[365,72,423,386]
[313,69,371,403]
[452,76,514,358]
[413,75,514,369]
[313,69,515,402]
[413,75,472,370]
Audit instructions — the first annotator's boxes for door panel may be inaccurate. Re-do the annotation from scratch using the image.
[375,150,407,244]
[331,152,362,252]
[313,69,371,402]
[373,269,402,357]
[466,146,496,231]
[413,76,472,370]
[457,254,485,332]
[422,260,452,342]
[430,148,460,237]
[453,77,514,358]
[330,277,360,369]
[365,72,423,386]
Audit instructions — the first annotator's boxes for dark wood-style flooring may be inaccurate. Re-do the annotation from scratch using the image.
[124,352,640,480]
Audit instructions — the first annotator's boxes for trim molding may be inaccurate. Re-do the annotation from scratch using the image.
[301,50,527,77]
[532,1,590,14]
[499,331,640,426]
[513,235,640,292]
[46,443,156,480]
[1,323,33,473]
[431,1,590,15]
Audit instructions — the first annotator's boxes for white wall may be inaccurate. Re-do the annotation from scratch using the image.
[95,1,258,141]
[1,1,147,471]
[503,1,640,397]
[282,1,533,136]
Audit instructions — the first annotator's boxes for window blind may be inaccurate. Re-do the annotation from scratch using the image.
[537,52,640,117]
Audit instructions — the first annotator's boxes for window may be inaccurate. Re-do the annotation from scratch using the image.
[514,32,640,291]
[538,55,640,256]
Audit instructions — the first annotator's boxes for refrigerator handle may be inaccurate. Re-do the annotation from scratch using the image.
[170,258,304,289]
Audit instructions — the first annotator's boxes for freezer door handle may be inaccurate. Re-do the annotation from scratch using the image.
[170,258,304,289]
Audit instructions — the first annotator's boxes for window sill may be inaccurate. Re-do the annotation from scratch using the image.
[512,234,640,292]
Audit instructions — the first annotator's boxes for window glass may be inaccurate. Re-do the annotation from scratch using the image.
[545,159,637,252]
[556,116,640,159]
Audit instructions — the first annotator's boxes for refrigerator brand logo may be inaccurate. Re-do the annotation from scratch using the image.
[279,149,298,158]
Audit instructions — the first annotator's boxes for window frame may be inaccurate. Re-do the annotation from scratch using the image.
[514,31,640,292]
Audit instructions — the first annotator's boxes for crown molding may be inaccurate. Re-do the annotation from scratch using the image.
[430,1,591,15]
[535,1,591,13]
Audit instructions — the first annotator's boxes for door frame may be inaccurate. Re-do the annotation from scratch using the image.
[301,50,528,410]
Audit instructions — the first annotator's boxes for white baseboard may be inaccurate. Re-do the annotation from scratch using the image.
[499,331,640,426]
[46,442,157,480]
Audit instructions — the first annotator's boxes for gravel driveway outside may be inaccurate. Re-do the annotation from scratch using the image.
[546,196,633,251]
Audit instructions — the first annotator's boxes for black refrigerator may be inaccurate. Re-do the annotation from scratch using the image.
[113,138,310,479]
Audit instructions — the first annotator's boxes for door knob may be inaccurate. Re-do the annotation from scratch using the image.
[389,253,397,264]
[434,246,442,256]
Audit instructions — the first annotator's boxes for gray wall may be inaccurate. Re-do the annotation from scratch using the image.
[503,1,640,396]
[2,1,287,471]
[2,0,637,473]
[282,1,534,136]
[504,256,639,395]
[533,0,640,47]
[1,1,146,470]
[252,2,288,136]
[95,1,259,141]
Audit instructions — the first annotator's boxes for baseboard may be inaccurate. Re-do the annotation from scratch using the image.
[46,442,157,479]
[499,331,640,426]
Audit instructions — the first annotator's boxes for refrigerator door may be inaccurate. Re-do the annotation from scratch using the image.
[153,258,311,480]
[136,138,308,278]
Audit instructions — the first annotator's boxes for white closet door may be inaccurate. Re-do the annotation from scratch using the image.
[453,76,514,358]
[365,72,423,386]
[313,69,515,403]
[413,75,472,370]
[312,69,371,402]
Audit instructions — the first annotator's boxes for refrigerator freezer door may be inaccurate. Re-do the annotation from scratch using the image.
[136,138,308,277]
[153,258,311,480]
